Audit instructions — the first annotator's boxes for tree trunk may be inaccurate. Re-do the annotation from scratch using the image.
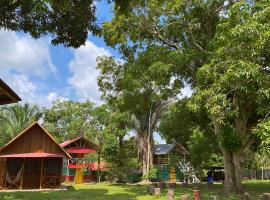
[137,130,154,179]
[213,117,246,194]
[223,150,244,194]
[97,151,101,183]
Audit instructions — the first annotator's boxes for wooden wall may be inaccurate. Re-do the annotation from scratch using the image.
[0,158,5,188]
[0,125,64,155]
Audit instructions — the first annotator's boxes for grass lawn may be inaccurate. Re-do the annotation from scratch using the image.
[0,181,269,200]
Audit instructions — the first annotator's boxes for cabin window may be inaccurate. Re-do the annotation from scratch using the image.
[45,158,61,175]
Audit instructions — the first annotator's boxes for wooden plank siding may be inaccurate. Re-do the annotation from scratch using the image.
[0,122,70,159]
[0,125,63,155]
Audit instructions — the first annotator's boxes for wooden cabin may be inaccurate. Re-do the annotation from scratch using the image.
[60,137,99,184]
[153,143,189,182]
[0,79,21,105]
[0,122,71,190]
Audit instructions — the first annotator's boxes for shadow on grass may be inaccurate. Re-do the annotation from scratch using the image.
[0,181,268,200]
[0,188,138,200]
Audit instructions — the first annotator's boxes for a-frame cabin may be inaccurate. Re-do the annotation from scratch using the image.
[0,122,71,190]
[60,136,99,184]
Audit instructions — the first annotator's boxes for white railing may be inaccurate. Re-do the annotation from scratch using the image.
[63,158,93,167]
[178,159,200,183]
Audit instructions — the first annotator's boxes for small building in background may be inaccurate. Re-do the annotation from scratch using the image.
[153,143,189,182]
[0,122,70,190]
[60,136,99,184]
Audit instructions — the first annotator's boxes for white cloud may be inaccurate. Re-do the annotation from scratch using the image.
[46,92,69,104]
[2,74,47,106]
[47,92,59,102]
[2,75,68,107]
[0,30,57,77]
[0,30,60,107]
[68,40,111,103]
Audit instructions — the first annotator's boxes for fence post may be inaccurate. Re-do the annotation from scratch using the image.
[154,187,160,197]
[209,195,219,200]
[180,194,189,200]
[167,189,174,200]
[263,193,270,200]
[193,190,200,200]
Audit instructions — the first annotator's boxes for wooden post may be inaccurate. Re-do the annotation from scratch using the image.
[154,187,160,197]
[40,158,44,189]
[20,158,25,190]
[147,184,155,195]
[209,195,219,200]
[180,194,189,200]
[263,193,270,200]
[167,189,174,200]
[193,190,200,200]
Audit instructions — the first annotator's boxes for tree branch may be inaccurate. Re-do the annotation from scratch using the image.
[186,25,207,53]
[151,25,182,51]
[215,0,240,13]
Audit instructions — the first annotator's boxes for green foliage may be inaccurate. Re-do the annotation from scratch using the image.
[0,0,100,47]
[105,138,140,183]
[188,128,223,169]
[0,103,42,146]
[220,126,244,152]
[253,118,270,153]
[142,167,157,181]
[195,0,270,153]
[43,100,95,142]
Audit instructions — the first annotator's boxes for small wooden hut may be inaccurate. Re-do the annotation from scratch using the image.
[153,143,189,182]
[0,79,21,105]
[60,137,99,184]
[0,122,71,190]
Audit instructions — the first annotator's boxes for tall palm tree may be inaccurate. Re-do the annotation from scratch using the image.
[0,103,42,146]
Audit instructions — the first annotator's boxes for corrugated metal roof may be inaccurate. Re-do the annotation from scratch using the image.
[154,143,189,155]
[60,136,82,147]
[154,144,175,155]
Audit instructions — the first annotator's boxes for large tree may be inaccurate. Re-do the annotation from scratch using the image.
[0,0,133,48]
[97,46,181,177]
[195,1,270,193]
[101,0,270,193]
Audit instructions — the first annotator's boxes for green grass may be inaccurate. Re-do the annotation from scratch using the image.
[0,181,269,200]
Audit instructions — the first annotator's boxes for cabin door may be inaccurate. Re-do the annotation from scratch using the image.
[0,158,5,188]
[75,168,83,184]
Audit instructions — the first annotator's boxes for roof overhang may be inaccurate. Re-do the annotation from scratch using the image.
[0,79,21,105]
[66,148,96,154]
[0,152,66,158]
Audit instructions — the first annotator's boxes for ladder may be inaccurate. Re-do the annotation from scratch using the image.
[178,159,200,183]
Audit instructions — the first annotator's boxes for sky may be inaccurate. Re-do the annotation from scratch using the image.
[0,1,192,144]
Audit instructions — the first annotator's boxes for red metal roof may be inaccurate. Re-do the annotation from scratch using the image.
[0,152,66,158]
[60,136,82,147]
[66,148,96,154]
[68,164,89,169]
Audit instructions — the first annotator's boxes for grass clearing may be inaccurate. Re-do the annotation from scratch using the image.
[0,180,269,200]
